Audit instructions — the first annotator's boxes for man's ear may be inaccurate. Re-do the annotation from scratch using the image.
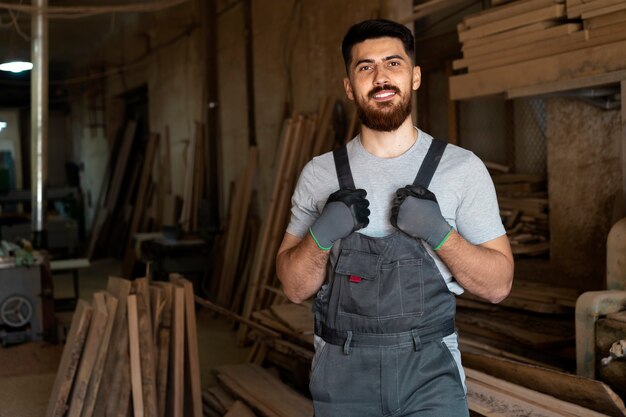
[412,66,421,91]
[344,78,355,101]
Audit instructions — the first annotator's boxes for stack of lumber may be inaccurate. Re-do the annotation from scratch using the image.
[490,170,550,256]
[45,274,202,417]
[211,146,259,311]
[464,351,626,416]
[450,0,626,99]
[466,368,616,416]
[231,98,338,344]
[208,363,313,417]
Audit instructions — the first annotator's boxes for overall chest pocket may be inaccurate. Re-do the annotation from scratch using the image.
[336,250,424,319]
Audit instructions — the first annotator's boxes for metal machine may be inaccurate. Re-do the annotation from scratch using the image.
[0,245,42,346]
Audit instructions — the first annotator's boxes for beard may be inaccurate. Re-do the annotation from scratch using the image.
[354,84,412,132]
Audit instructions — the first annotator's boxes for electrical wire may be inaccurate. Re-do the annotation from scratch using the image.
[0,0,190,19]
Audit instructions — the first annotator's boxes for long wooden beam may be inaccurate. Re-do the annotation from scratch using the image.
[450,39,626,100]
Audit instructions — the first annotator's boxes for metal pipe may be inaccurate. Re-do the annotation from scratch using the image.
[30,0,48,248]
[575,291,626,378]
[607,217,626,291]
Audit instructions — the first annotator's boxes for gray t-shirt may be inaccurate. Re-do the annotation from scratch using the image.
[287,128,506,295]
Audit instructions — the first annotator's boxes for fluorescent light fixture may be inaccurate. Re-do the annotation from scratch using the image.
[0,61,33,73]
[0,122,6,132]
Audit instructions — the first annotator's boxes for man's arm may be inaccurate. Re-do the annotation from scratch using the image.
[391,184,513,304]
[276,232,329,304]
[436,232,513,303]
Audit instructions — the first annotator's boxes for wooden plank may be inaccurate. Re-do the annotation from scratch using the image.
[585,8,626,29]
[568,0,625,17]
[179,125,198,231]
[270,303,313,335]
[507,68,626,98]
[105,121,137,219]
[224,400,257,417]
[45,300,93,417]
[463,351,626,416]
[127,294,145,417]
[152,282,173,417]
[169,285,185,417]
[464,0,557,28]
[463,21,580,61]
[216,363,313,417]
[80,293,118,417]
[136,292,158,417]
[171,275,203,417]
[204,386,235,413]
[450,39,626,99]
[456,30,588,71]
[237,118,295,344]
[466,368,610,417]
[122,133,160,277]
[459,5,565,42]
[66,294,108,417]
[463,21,556,49]
[93,277,132,417]
[582,1,626,18]
[156,328,170,417]
[217,146,258,307]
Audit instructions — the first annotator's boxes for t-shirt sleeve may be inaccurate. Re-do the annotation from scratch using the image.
[286,159,322,238]
[455,154,506,245]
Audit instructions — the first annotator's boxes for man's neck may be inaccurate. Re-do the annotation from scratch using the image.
[359,117,418,158]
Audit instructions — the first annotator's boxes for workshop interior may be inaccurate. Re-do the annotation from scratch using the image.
[0,0,625,416]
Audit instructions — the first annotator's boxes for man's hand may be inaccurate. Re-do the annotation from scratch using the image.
[309,188,370,250]
[390,184,452,250]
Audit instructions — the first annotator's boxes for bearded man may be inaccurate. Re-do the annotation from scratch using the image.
[276,19,514,417]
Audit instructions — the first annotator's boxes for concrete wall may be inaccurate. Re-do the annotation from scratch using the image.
[546,98,621,290]
[68,3,204,229]
[68,0,412,229]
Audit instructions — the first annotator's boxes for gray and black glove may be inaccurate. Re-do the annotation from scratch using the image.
[390,184,453,250]
[310,189,370,250]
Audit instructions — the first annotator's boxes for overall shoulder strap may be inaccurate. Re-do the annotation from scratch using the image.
[333,145,356,190]
[413,138,447,188]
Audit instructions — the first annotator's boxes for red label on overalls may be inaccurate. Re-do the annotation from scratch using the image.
[349,275,362,283]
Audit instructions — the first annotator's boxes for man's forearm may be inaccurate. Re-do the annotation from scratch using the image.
[276,234,330,304]
[436,231,513,303]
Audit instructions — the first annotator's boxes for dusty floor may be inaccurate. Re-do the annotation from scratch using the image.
[0,258,250,416]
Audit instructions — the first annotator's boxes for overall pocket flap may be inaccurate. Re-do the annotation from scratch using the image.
[335,249,382,280]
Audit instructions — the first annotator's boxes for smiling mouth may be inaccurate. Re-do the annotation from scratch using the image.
[372,90,397,101]
[369,85,401,102]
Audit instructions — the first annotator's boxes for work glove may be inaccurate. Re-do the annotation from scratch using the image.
[309,189,370,250]
[390,184,453,250]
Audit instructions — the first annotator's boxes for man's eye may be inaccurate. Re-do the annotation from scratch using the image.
[359,66,371,71]
[389,61,400,67]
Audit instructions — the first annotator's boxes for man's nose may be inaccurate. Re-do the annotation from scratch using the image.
[373,65,390,85]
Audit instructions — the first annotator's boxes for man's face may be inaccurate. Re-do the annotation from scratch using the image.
[343,37,420,132]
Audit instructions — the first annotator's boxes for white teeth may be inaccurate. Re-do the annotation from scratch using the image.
[375,91,395,98]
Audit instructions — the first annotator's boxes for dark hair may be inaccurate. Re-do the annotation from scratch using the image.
[341,19,415,72]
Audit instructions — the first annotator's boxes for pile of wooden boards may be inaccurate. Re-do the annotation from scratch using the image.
[202,98,345,344]
[202,363,313,417]
[488,168,550,255]
[464,351,626,416]
[450,0,626,99]
[45,274,202,417]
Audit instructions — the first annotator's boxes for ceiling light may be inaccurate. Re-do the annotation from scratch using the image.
[0,61,33,73]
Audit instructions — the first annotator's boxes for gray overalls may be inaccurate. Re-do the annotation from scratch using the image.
[310,140,469,417]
